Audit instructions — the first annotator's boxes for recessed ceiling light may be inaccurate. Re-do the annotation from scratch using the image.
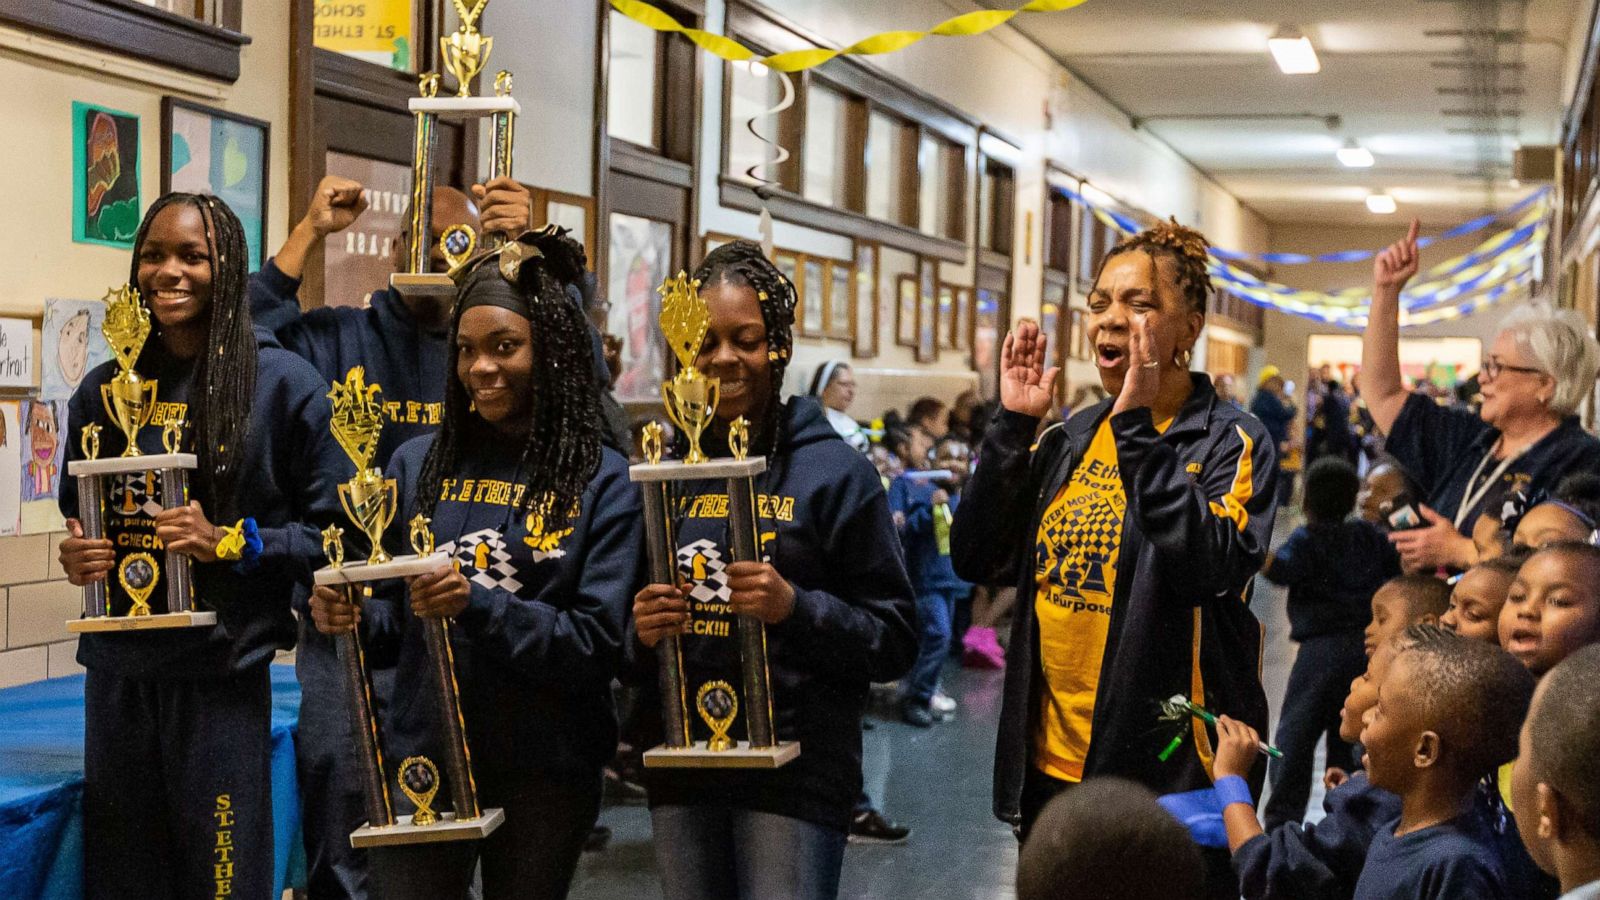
[1268,25,1321,75]
[1338,140,1375,168]
[1366,193,1398,214]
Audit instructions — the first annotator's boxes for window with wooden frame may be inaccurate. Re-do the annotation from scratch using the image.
[866,108,918,228]
[726,56,801,191]
[528,186,598,275]
[607,2,698,163]
[980,158,1015,256]
[1045,185,1074,276]
[918,132,966,241]
[853,242,879,358]
[0,0,249,81]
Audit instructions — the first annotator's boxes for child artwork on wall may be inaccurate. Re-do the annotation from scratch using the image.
[0,402,20,537]
[72,102,141,249]
[19,399,66,535]
[40,298,111,401]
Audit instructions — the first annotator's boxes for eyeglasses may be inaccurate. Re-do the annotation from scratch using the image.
[1480,357,1544,382]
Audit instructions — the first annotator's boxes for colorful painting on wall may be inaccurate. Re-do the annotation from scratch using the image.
[18,399,66,535]
[40,299,112,401]
[0,402,20,538]
[72,102,141,249]
[164,99,271,271]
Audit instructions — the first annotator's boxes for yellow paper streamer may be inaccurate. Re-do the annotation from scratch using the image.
[609,0,1091,73]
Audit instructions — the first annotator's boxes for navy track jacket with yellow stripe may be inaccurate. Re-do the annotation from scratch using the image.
[952,373,1277,825]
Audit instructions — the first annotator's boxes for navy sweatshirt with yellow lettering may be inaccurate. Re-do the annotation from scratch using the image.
[361,432,644,786]
[60,330,347,679]
[633,396,918,832]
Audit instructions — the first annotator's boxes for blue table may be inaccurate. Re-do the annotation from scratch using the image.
[0,666,306,900]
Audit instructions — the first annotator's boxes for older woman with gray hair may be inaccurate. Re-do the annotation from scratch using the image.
[1362,220,1600,572]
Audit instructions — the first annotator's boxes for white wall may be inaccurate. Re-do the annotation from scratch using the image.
[481,0,597,196]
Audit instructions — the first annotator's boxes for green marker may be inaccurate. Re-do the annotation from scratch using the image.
[1164,694,1284,760]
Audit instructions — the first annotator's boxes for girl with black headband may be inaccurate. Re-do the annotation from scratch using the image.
[631,239,916,900]
[57,194,346,899]
[308,228,642,900]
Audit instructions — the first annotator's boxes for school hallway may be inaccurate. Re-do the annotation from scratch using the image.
[571,520,1305,899]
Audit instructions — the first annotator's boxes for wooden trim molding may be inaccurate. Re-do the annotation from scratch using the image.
[720,175,965,263]
[0,0,250,82]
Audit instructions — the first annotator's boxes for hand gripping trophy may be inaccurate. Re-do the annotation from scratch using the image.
[66,284,211,633]
[314,367,503,846]
[630,273,799,768]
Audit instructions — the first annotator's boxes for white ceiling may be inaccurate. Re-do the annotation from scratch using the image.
[989,0,1587,226]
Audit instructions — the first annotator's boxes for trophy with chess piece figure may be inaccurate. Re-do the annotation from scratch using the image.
[66,284,211,633]
[391,0,518,301]
[313,366,503,846]
[630,273,799,769]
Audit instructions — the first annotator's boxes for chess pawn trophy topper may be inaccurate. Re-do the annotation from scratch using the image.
[393,0,518,300]
[66,285,210,633]
[629,273,799,769]
[314,367,503,847]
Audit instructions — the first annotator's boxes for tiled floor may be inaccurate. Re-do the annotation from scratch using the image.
[570,513,1307,899]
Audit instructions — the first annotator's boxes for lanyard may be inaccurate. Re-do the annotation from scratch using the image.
[1454,444,1526,530]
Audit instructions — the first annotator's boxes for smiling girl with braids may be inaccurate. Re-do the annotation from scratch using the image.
[951,219,1277,899]
[631,239,915,900]
[308,227,642,900]
[56,194,346,900]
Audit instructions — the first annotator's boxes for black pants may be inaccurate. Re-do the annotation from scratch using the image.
[1019,767,1238,900]
[368,770,602,900]
[1263,630,1366,831]
[83,666,274,900]
[295,622,382,900]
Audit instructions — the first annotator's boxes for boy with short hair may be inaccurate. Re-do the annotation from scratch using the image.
[1364,574,1450,657]
[1514,644,1600,898]
[1261,457,1399,829]
[1017,777,1205,900]
[1500,542,1600,676]
[1353,636,1535,898]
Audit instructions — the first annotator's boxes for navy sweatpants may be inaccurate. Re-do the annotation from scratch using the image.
[83,666,274,900]
[1263,630,1367,831]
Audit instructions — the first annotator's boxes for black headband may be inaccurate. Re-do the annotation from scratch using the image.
[456,265,532,320]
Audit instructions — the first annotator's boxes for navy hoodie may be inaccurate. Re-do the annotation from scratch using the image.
[60,329,346,679]
[1233,772,1402,900]
[888,475,969,595]
[362,433,643,786]
[633,397,918,832]
[249,260,447,467]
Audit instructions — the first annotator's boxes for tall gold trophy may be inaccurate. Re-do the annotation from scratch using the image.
[313,367,504,847]
[630,273,799,768]
[391,0,517,300]
[66,285,212,633]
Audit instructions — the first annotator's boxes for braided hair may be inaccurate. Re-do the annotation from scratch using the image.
[416,230,603,534]
[690,240,797,458]
[1095,217,1214,315]
[130,193,257,521]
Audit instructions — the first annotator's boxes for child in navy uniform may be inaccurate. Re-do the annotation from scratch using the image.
[1353,634,1534,898]
[58,194,345,900]
[1261,457,1399,829]
[310,229,641,900]
[890,428,971,727]
[1499,542,1600,676]
[1441,551,1527,645]
[1514,644,1600,899]
[631,240,916,900]
[1363,574,1449,656]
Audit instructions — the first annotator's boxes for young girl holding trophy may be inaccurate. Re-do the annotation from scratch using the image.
[631,240,917,900]
[308,228,642,900]
[57,193,345,899]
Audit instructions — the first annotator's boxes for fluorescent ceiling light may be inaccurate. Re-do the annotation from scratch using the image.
[1268,26,1320,74]
[1337,140,1374,168]
[1366,193,1397,214]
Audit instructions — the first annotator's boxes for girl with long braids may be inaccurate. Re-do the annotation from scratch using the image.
[56,193,346,900]
[307,227,642,900]
[632,239,916,900]
[951,220,1277,899]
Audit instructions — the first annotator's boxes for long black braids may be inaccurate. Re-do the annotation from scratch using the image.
[415,229,603,534]
[690,240,797,460]
[130,193,256,521]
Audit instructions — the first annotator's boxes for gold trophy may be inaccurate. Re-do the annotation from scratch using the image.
[65,285,210,633]
[393,0,517,299]
[630,273,799,769]
[314,367,503,847]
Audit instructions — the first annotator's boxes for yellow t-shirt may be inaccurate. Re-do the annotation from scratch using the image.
[1033,417,1166,781]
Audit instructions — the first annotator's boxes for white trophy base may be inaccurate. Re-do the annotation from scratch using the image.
[408,96,521,117]
[68,453,198,477]
[629,457,768,483]
[389,273,457,299]
[67,610,217,633]
[643,740,800,769]
[315,553,449,587]
[349,808,506,848]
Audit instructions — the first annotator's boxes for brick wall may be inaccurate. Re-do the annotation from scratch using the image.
[0,531,86,687]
